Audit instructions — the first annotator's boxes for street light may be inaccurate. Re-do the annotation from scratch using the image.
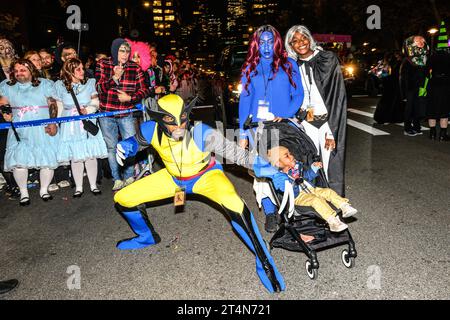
[428,27,439,54]
[143,1,151,8]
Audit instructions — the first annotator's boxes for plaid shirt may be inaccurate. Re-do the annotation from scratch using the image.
[95,58,149,117]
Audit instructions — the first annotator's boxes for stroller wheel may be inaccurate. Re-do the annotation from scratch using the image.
[305,260,318,280]
[341,249,355,268]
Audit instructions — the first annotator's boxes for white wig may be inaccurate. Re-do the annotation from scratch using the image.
[285,25,320,60]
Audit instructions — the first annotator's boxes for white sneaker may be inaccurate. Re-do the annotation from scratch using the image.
[124,177,135,187]
[48,184,60,192]
[327,215,348,233]
[57,180,71,188]
[112,180,125,191]
[341,203,358,218]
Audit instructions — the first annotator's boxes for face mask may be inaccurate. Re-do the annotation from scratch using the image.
[171,128,186,141]
[259,31,274,60]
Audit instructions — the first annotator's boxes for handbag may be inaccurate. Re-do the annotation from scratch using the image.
[69,88,100,136]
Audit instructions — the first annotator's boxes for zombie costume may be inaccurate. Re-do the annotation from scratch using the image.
[114,94,287,293]
[400,35,429,135]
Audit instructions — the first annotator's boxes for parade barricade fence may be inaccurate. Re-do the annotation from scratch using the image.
[0,104,144,131]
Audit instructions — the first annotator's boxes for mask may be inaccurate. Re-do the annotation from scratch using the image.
[259,31,274,60]
[403,36,429,66]
[0,39,15,60]
[147,94,198,139]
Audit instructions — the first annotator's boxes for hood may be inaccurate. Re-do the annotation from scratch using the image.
[111,38,128,65]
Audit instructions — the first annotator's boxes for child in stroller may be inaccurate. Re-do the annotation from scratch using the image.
[267,145,358,233]
[245,119,358,280]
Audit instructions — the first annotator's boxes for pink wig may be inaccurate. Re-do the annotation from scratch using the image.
[241,25,295,93]
[126,39,151,71]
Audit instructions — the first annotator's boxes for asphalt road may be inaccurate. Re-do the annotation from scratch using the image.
[0,96,449,300]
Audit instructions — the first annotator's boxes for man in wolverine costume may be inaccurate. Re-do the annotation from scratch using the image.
[114,94,287,293]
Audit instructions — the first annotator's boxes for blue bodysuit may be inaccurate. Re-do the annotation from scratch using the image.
[239,57,304,136]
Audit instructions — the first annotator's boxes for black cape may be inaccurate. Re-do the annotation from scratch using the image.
[298,50,347,196]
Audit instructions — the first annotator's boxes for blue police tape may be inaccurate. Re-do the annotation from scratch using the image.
[0,104,144,130]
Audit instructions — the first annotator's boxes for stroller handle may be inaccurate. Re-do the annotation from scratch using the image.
[243,116,293,130]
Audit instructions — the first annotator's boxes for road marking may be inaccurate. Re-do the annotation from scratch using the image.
[348,108,374,118]
[348,108,430,131]
[347,119,390,136]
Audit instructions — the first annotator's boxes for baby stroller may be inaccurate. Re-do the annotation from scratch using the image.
[244,117,358,280]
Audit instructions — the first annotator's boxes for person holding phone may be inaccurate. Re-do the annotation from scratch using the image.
[95,39,150,191]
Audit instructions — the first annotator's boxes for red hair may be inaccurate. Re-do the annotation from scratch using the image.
[241,25,295,94]
[127,39,151,71]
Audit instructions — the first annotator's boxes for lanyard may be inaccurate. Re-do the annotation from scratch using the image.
[300,63,313,107]
[168,137,184,181]
[261,63,272,101]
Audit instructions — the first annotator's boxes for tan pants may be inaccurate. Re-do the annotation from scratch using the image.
[295,187,349,220]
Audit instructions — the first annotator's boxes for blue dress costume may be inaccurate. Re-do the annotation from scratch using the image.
[54,79,107,164]
[0,78,59,172]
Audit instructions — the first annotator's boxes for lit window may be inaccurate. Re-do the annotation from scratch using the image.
[154,16,163,21]
[153,1,162,6]
[154,23,160,28]
[165,15,174,21]
[117,8,122,16]
[165,23,171,28]
[164,9,173,14]
[153,9,162,13]
[166,1,172,6]
[165,32,170,36]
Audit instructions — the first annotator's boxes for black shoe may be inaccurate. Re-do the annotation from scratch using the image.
[8,187,21,200]
[0,279,19,295]
[264,215,278,233]
[19,197,30,207]
[73,191,83,198]
[404,129,417,137]
[90,188,102,196]
[41,194,53,202]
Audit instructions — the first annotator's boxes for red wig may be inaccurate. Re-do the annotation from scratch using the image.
[241,25,295,93]
[126,39,151,72]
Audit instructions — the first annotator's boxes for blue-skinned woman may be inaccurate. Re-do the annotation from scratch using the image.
[239,25,304,233]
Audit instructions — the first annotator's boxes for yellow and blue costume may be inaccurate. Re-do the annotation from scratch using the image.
[114,94,286,293]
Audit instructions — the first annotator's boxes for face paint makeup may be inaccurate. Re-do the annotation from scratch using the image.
[259,31,274,60]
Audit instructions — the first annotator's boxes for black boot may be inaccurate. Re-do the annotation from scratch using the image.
[0,279,19,295]
[439,128,450,142]
[429,127,437,140]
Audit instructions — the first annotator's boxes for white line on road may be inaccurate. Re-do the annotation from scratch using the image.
[347,119,391,136]
[348,108,374,118]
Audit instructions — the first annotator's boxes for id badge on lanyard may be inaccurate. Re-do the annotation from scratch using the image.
[174,186,186,207]
[257,99,274,120]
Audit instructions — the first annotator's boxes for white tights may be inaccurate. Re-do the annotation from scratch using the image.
[71,159,98,192]
[13,168,54,199]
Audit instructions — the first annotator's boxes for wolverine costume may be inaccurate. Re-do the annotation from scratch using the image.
[114,94,287,293]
